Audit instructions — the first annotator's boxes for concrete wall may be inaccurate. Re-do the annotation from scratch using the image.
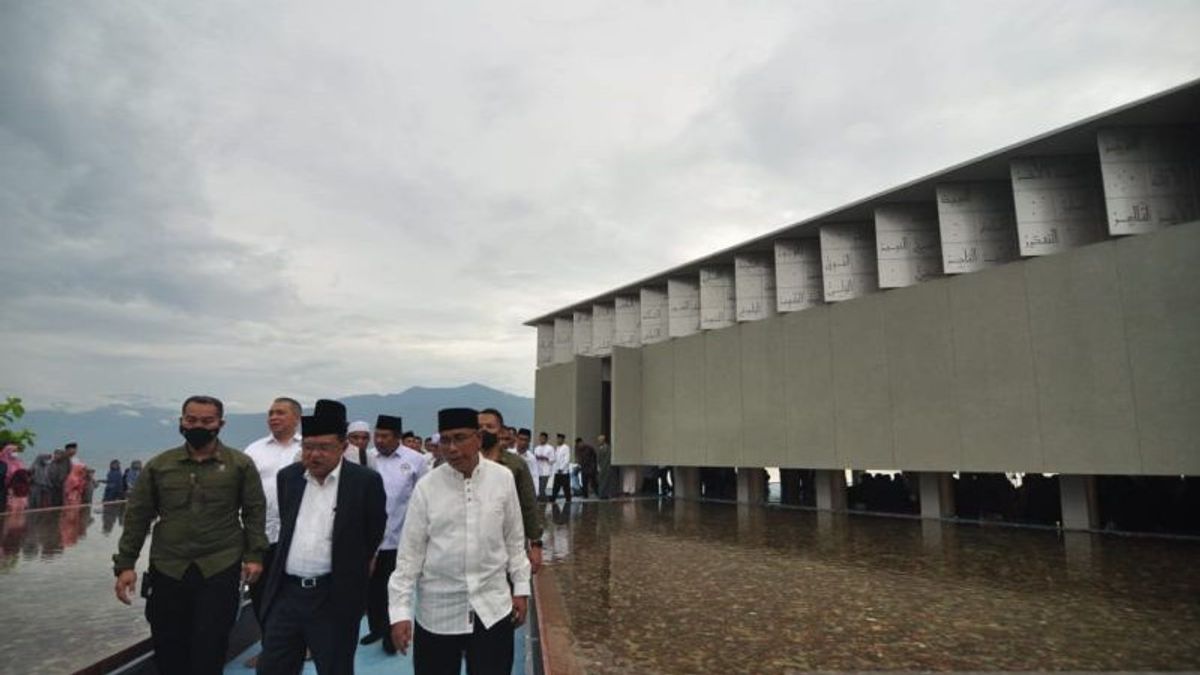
[538,223,1200,475]
[533,356,604,454]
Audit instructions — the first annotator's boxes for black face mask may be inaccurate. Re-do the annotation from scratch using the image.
[480,431,498,450]
[179,425,218,449]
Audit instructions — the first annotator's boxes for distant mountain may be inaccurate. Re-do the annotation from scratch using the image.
[20,383,532,467]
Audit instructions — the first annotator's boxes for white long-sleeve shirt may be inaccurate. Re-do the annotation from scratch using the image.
[532,444,554,478]
[368,446,428,550]
[387,458,530,635]
[284,461,341,578]
[244,433,303,544]
[553,444,571,474]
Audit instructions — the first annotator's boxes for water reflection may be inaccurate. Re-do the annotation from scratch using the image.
[0,504,149,675]
[541,499,1200,673]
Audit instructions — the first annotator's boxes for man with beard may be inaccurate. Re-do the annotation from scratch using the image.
[114,395,267,675]
[345,420,371,466]
[361,414,428,654]
[478,409,542,575]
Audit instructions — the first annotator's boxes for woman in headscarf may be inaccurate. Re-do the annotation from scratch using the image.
[63,463,89,506]
[103,460,126,501]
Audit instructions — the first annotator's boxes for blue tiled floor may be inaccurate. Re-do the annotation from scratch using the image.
[225,615,529,675]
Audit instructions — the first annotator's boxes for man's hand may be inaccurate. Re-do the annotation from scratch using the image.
[512,596,528,627]
[390,621,413,655]
[242,561,263,585]
[114,570,138,605]
[528,546,543,575]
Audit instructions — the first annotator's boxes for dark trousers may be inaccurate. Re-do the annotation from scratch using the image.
[367,549,397,638]
[250,543,278,621]
[257,579,357,675]
[550,473,571,502]
[414,615,514,675]
[537,476,550,500]
[580,468,599,498]
[146,562,241,675]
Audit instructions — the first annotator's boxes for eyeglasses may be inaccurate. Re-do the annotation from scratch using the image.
[440,432,477,448]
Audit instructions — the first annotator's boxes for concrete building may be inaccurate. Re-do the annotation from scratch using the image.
[525,79,1200,531]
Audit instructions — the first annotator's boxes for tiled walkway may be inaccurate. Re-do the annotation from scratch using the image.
[225,615,531,675]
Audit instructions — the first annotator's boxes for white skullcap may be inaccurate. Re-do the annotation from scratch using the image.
[430,433,440,443]
[347,420,371,433]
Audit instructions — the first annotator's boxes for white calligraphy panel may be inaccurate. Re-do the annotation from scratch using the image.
[734,253,777,321]
[936,182,1019,274]
[820,223,878,302]
[1098,126,1200,235]
[875,203,943,288]
[640,287,669,344]
[699,266,736,330]
[572,310,593,356]
[553,317,573,364]
[591,303,615,356]
[1010,156,1107,256]
[667,277,700,337]
[774,239,823,312]
[536,323,554,368]
[614,295,641,348]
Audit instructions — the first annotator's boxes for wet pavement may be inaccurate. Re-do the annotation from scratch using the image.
[538,498,1200,673]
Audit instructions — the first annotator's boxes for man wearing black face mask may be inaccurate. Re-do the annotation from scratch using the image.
[478,408,543,575]
[113,395,269,675]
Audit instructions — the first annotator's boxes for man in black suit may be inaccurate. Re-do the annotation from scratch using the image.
[257,400,387,675]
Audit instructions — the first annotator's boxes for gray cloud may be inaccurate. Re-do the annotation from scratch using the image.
[1,0,1198,411]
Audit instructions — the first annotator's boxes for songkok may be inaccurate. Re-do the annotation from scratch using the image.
[376,415,403,433]
[302,399,348,437]
[347,420,370,434]
[518,428,531,437]
[438,407,479,432]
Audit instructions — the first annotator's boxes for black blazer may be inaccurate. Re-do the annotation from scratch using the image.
[260,460,387,624]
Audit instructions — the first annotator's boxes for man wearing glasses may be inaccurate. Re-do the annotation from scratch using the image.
[255,399,387,674]
[113,395,268,675]
[387,407,530,674]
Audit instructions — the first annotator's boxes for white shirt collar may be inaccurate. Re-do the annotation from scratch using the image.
[267,432,302,446]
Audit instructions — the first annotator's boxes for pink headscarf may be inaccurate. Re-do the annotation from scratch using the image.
[1,444,25,487]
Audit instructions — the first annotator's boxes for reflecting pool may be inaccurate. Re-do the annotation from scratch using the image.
[0,504,149,674]
[539,499,1200,673]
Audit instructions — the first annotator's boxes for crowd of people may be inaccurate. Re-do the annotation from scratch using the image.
[108,394,598,675]
[0,442,143,512]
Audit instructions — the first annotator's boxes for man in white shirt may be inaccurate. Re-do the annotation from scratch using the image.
[388,407,530,674]
[344,420,371,466]
[550,433,573,503]
[361,414,428,655]
[256,399,387,675]
[244,397,304,624]
[532,432,555,501]
[515,429,539,497]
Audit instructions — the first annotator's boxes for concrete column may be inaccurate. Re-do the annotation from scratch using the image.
[1059,474,1099,531]
[667,277,700,337]
[552,317,573,364]
[572,310,593,356]
[814,469,847,512]
[774,239,823,312]
[918,471,956,519]
[639,287,668,344]
[613,295,641,348]
[1098,127,1199,235]
[591,303,614,356]
[736,467,766,504]
[779,469,803,505]
[674,466,700,500]
[734,253,776,321]
[936,181,1019,274]
[875,203,943,287]
[1010,156,1106,256]
[620,466,640,496]
[819,223,878,302]
[699,266,735,330]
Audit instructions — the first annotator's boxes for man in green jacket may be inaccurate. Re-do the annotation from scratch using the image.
[113,395,268,675]
[478,408,543,574]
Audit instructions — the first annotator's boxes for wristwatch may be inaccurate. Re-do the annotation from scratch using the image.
[529,540,544,548]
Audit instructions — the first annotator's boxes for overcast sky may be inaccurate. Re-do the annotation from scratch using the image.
[2,0,1198,412]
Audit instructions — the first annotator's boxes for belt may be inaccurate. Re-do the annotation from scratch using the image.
[285,574,332,589]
